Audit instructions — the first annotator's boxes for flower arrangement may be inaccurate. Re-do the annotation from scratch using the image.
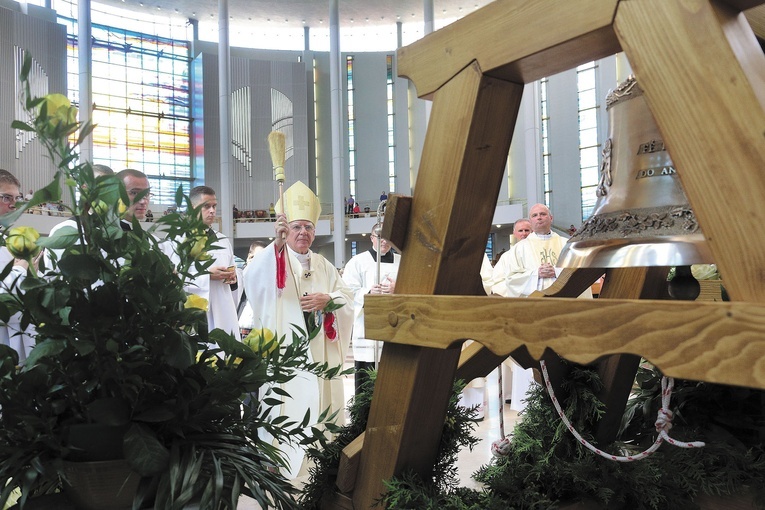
[0,51,333,509]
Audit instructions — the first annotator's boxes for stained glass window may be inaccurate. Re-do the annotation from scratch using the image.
[58,13,192,205]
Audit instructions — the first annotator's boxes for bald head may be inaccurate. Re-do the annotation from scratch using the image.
[529,203,553,235]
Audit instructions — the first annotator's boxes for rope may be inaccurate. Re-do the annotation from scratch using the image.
[539,359,705,462]
[491,366,512,458]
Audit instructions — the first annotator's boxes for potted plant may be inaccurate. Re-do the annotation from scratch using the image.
[0,51,335,510]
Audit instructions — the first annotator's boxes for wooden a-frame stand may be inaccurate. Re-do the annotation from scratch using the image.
[326,1,765,508]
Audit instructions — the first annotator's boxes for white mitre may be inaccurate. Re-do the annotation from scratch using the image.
[276,181,321,225]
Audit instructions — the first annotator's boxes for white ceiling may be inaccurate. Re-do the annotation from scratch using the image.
[90,0,493,39]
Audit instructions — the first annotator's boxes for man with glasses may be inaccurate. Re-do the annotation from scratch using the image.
[0,171,24,215]
[0,169,34,361]
[342,224,400,396]
[243,181,353,479]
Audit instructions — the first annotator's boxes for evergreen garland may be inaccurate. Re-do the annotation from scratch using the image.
[298,370,480,508]
[381,363,765,510]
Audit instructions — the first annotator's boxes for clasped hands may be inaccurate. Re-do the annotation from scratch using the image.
[538,262,557,279]
[369,276,396,295]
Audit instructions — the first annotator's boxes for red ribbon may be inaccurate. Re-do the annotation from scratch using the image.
[323,311,337,341]
[276,245,286,293]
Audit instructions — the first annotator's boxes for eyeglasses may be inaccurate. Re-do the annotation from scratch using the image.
[127,189,154,200]
[290,224,315,233]
[0,194,24,204]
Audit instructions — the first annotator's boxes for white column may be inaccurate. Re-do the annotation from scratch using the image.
[423,0,434,35]
[77,0,93,163]
[408,0,434,191]
[218,0,233,239]
[329,0,345,267]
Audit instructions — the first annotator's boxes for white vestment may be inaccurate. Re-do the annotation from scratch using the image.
[490,246,518,297]
[183,230,240,341]
[342,249,401,363]
[0,248,33,362]
[506,232,591,297]
[243,243,353,478]
[480,253,494,295]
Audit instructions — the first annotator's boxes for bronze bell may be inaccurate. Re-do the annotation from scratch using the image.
[557,76,713,268]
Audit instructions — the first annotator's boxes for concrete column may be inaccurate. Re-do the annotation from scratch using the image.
[329,0,345,267]
[188,18,199,58]
[423,0,434,35]
[218,0,233,238]
[77,0,93,163]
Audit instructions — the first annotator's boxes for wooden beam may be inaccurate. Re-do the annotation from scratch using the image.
[365,294,765,391]
[615,0,765,303]
[744,4,765,38]
[379,195,412,253]
[351,63,524,509]
[397,0,620,98]
[591,266,669,444]
[726,0,765,10]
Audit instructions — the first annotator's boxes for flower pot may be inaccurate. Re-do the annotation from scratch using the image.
[61,459,140,510]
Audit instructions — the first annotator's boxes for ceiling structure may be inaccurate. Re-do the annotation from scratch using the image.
[89,0,494,48]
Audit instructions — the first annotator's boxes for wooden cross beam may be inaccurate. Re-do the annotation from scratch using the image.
[341,1,765,508]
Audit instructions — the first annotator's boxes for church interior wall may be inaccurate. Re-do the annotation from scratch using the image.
[0,6,632,268]
[0,5,66,197]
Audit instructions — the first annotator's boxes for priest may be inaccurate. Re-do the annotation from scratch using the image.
[342,224,400,395]
[505,203,591,298]
[243,181,353,478]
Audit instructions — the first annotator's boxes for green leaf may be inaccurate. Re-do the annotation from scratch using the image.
[86,397,130,426]
[37,225,80,249]
[10,120,35,132]
[23,339,66,367]
[57,253,101,280]
[20,51,31,81]
[124,423,170,477]
[134,406,176,423]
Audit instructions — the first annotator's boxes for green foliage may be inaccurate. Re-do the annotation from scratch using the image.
[377,363,765,510]
[298,373,480,509]
[0,51,338,510]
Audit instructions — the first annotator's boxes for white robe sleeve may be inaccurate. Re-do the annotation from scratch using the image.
[505,241,539,297]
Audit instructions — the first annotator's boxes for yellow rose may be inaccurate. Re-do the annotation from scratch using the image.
[6,226,41,260]
[117,199,128,216]
[243,328,277,356]
[92,200,109,216]
[691,264,720,281]
[195,351,219,366]
[188,236,209,260]
[42,93,77,126]
[184,294,209,312]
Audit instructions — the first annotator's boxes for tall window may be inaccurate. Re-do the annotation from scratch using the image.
[346,55,357,199]
[313,58,321,196]
[386,54,396,193]
[58,15,192,205]
[485,233,494,263]
[540,77,551,208]
[577,62,600,221]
